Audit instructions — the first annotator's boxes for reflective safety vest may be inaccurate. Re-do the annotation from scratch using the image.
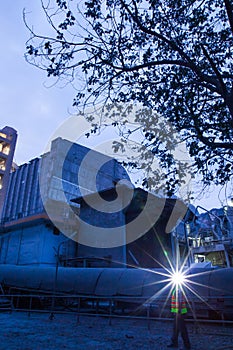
[171,289,187,314]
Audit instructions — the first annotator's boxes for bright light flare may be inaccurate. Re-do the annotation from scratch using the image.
[171,270,187,288]
[136,237,227,321]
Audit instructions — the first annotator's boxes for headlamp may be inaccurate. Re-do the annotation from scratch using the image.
[171,270,186,287]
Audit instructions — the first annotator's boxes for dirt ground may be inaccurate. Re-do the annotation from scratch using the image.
[0,311,233,350]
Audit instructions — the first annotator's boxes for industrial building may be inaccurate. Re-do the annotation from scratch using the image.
[0,127,233,320]
[0,136,128,266]
[0,132,186,269]
[188,205,233,267]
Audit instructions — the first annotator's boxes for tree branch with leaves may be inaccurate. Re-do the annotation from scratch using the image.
[25,0,233,195]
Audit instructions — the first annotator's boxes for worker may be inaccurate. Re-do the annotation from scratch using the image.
[167,286,191,350]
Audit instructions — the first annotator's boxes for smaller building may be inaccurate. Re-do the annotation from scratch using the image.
[72,187,189,268]
[186,206,233,267]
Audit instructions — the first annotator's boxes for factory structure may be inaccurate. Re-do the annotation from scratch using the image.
[0,125,233,319]
[0,125,233,270]
[188,205,233,268]
[0,126,190,270]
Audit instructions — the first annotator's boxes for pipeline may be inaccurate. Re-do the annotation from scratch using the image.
[0,264,233,319]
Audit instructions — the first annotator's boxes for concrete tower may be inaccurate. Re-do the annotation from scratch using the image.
[0,126,17,219]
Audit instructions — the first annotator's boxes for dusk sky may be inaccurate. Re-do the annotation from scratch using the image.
[0,1,231,210]
[0,1,76,164]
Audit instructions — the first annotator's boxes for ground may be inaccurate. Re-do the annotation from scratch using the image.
[0,312,233,350]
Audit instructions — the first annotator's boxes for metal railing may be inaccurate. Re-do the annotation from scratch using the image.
[1,292,233,329]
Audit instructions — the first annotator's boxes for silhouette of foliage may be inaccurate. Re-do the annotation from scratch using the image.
[25,0,233,194]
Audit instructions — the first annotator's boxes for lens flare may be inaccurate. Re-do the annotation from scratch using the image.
[171,270,187,288]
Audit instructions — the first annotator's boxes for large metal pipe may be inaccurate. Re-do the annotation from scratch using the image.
[0,264,233,317]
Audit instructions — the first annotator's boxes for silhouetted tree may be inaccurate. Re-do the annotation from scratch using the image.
[25,0,233,195]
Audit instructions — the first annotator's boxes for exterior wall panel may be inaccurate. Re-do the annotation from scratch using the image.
[0,137,130,267]
[1,158,44,223]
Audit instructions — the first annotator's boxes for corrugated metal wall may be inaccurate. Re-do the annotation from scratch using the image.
[0,138,131,267]
[1,138,130,224]
[1,158,43,223]
[0,223,68,266]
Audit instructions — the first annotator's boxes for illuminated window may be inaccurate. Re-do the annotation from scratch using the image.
[0,175,3,189]
[0,132,7,139]
[0,159,6,171]
[185,223,191,234]
[2,145,10,155]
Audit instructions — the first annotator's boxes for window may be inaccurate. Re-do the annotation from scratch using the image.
[0,159,6,171]
[2,145,10,155]
[0,142,10,155]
